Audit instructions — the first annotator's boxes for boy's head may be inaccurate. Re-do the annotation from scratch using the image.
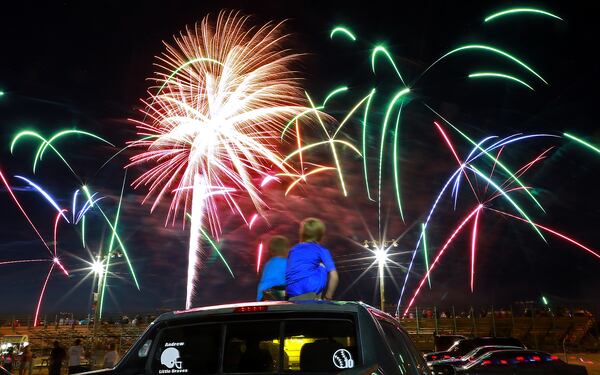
[300,217,325,243]
[269,235,289,257]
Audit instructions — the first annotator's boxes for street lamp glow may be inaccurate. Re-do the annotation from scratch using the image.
[91,259,104,276]
[374,247,388,264]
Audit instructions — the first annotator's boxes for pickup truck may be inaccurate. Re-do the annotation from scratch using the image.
[82,301,431,375]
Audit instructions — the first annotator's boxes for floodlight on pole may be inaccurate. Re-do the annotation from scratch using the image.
[91,258,104,277]
[374,246,388,311]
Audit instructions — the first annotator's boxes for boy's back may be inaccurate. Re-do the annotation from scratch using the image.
[286,242,335,297]
[256,257,287,300]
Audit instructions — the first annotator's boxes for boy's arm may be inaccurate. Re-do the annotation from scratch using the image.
[323,269,339,300]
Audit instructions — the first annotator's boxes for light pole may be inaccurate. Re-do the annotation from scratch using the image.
[89,251,121,368]
[374,247,387,311]
[91,257,105,332]
[91,250,122,330]
[363,240,397,311]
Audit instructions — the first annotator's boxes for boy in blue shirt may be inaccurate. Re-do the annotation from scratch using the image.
[257,235,289,301]
[286,218,339,300]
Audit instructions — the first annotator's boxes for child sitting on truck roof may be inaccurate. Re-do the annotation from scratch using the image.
[257,235,290,301]
[286,218,339,300]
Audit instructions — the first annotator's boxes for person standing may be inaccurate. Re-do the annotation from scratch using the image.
[286,218,339,300]
[19,345,33,375]
[257,235,290,301]
[49,341,66,375]
[102,343,119,369]
[67,339,84,374]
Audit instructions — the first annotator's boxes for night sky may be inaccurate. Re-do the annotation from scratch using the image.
[1,1,599,316]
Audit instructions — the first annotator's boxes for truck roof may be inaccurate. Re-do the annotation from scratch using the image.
[155,300,381,323]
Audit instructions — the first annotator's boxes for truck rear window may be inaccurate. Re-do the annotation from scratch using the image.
[147,316,359,374]
[283,320,358,372]
[224,321,280,373]
[152,323,221,374]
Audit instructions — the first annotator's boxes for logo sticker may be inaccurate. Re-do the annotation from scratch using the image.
[333,349,354,369]
[159,347,187,373]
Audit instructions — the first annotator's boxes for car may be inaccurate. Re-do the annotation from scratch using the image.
[439,349,588,374]
[425,337,525,362]
[428,345,523,370]
[80,300,432,374]
[434,335,467,352]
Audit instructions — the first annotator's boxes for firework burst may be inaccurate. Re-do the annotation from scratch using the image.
[129,11,311,308]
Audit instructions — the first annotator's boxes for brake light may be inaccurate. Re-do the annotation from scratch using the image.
[431,355,438,360]
[234,305,268,313]
[550,355,559,361]
[482,360,492,366]
[443,355,451,359]
[532,356,541,362]
[515,356,525,362]
[500,360,508,365]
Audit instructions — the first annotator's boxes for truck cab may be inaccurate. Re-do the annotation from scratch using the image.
[85,301,430,375]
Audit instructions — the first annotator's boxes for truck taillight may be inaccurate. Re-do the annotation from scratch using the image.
[234,305,268,313]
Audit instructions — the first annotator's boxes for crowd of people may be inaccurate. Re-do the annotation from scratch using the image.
[402,307,596,319]
[1,339,120,374]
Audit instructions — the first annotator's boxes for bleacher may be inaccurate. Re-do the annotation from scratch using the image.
[398,314,597,352]
[1,307,597,355]
[0,323,146,356]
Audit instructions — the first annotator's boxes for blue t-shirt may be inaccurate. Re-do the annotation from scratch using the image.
[286,242,336,297]
[257,257,288,301]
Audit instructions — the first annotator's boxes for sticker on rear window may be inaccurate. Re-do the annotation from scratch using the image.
[333,349,354,369]
[159,346,188,373]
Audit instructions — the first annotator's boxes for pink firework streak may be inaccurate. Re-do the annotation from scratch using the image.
[260,176,280,188]
[484,146,504,194]
[470,208,481,292]
[248,213,259,230]
[33,262,55,327]
[0,259,50,266]
[256,242,264,274]
[0,167,52,255]
[129,11,311,308]
[53,210,69,276]
[434,121,478,199]
[487,208,600,259]
[404,205,482,316]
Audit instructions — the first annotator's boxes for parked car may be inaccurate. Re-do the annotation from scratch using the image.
[80,300,432,374]
[435,349,587,374]
[425,337,525,362]
[428,345,523,369]
[434,335,468,352]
